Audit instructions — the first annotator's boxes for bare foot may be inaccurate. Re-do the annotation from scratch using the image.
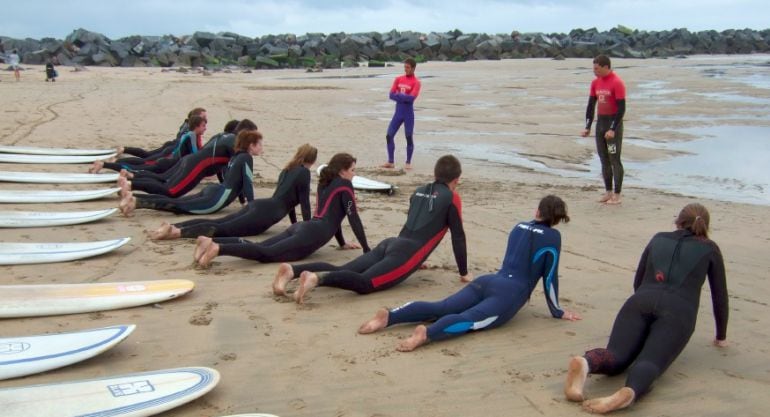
[606,194,622,205]
[117,177,131,197]
[197,240,220,268]
[293,271,319,304]
[358,308,389,334]
[148,222,180,240]
[404,163,412,170]
[598,192,612,203]
[397,325,428,352]
[380,162,395,169]
[116,146,124,155]
[582,387,635,414]
[88,160,104,173]
[194,236,213,263]
[118,193,136,217]
[565,356,589,402]
[272,263,295,296]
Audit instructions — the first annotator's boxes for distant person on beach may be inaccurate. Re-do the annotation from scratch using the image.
[45,61,57,82]
[193,152,370,268]
[118,129,262,217]
[148,143,316,240]
[564,203,728,414]
[581,54,626,205]
[357,195,580,352]
[9,49,21,81]
[382,58,421,170]
[274,155,469,304]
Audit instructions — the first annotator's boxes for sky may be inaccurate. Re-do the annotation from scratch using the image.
[2,0,768,40]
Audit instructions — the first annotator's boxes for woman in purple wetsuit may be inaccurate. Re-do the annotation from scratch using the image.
[381,58,421,170]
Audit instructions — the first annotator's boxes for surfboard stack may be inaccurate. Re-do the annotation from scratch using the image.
[0,145,220,416]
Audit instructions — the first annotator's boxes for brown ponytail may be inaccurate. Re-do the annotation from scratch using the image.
[319,153,356,188]
[675,203,710,238]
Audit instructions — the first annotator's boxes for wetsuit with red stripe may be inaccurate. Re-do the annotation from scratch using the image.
[103,130,202,173]
[173,165,312,238]
[128,134,234,198]
[211,176,370,263]
[289,181,467,294]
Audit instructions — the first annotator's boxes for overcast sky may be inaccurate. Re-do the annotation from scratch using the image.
[2,0,768,40]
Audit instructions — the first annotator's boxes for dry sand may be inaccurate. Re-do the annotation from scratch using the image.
[1,57,769,416]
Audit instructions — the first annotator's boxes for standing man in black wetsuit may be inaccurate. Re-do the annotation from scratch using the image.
[273,154,470,304]
[581,55,626,205]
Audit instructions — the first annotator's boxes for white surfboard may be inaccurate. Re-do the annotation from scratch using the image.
[0,366,220,417]
[0,153,117,164]
[315,164,396,194]
[0,279,195,318]
[0,145,116,156]
[0,170,119,184]
[0,187,120,203]
[220,414,281,417]
[0,208,117,228]
[0,324,136,380]
[0,237,130,265]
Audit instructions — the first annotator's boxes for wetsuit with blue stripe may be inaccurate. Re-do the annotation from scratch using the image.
[103,130,201,173]
[128,134,234,198]
[385,220,564,342]
[582,229,728,397]
[212,176,370,263]
[289,181,467,294]
[172,165,312,238]
[120,121,188,159]
[132,151,254,215]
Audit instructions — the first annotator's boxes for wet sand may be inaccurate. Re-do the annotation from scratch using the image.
[1,57,769,416]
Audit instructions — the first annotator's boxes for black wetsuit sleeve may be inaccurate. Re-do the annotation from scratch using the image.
[610,99,626,130]
[342,191,370,252]
[298,168,312,221]
[334,228,346,247]
[584,96,597,130]
[633,243,651,291]
[288,210,298,224]
[448,204,468,276]
[708,244,729,340]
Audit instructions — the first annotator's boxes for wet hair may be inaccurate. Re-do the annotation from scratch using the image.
[234,118,257,132]
[675,203,710,238]
[223,119,240,134]
[404,58,417,68]
[234,129,262,152]
[593,54,611,68]
[537,195,570,227]
[434,155,462,184]
[188,115,206,130]
[285,144,318,171]
[319,153,356,188]
[188,107,207,119]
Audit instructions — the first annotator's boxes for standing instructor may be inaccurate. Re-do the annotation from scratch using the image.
[382,58,421,170]
[581,55,626,205]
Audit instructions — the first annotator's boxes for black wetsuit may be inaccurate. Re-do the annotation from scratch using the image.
[120,120,188,159]
[213,177,370,263]
[133,151,254,215]
[583,229,728,397]
[173,165,312,238]
[105,127,200,172]
[129,134,235,198]
[289,181,467,294]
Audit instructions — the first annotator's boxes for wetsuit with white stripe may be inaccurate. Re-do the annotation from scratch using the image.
[132,151,254,215]
[173,165,312,238]
[582,229,728,397]
[289,181,467,294]
[129,134,234,197]
[386,220,564,341]
[211,176,370,263]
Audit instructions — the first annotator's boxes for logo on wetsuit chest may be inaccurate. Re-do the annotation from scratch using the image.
[655,270,665,282]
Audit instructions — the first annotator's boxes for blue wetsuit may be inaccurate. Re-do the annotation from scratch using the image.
[173,165,312,238]
[212,177,370,263]
[132,151,254,215]
[387,220,565,342]
[385,74,421,164]
[290,181,467,294]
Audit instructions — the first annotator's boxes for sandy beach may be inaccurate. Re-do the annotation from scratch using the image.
[1,56,769,416]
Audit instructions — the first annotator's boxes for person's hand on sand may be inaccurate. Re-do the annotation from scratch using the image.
[419,262,431,269]
[713,338,728,348]
[580,129,590,137]
[562,309,582,321]
[342,242,361,250]
[460,273,473,283]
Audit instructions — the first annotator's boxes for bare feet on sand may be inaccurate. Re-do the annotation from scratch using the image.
[88,160,104,173]
[118,192,136,217]
[116,146,124,155]
[272,263,295,296]
[358,308,389,334]
[565,356,589,402]
[147,222,181,240]
[605,194,622,205]
[117,177,131,197]
[119,169,134,179]
[380,162,395,169]
[293,271,319,304]
[404,163,412,170]
[582,387,635,414]
[397,325,428,352]
[598,192,612,203]
[194,236,211,262]
[194,236,219,267]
